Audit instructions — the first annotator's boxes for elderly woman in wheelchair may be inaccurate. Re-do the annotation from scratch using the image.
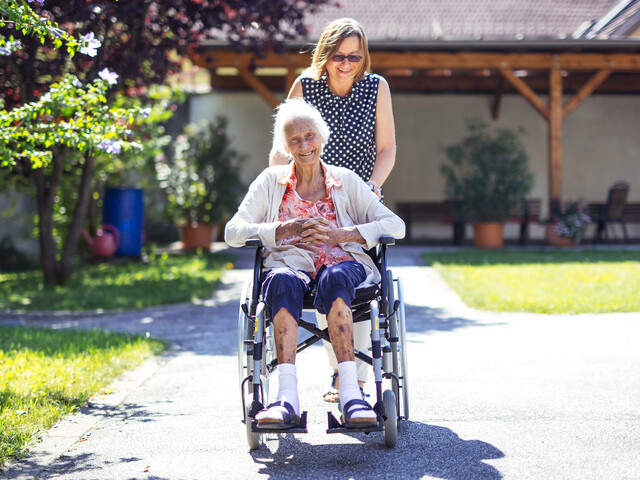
[225,98,405,443]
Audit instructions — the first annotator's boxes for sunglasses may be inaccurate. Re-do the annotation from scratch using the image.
[330,54,363,63]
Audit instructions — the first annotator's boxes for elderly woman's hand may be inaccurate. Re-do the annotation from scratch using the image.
[301,223,366,246]
[276,217,329,243]
[366,180,382,200]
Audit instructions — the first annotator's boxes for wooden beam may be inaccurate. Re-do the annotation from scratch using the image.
[236,67,280,109]
[491,76,505,120]
[203,71,640,95]
[499,69,550,120]
[192,50,640,71]
[549,67,563,201]
[562,69,612,119]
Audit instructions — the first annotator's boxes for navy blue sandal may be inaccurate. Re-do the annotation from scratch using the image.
[341,398,378,429]
[256,401,301,429]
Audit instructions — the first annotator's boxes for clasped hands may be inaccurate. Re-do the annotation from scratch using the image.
[277,217,335,245]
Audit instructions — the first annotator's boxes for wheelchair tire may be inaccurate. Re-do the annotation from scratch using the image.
[384,270,401,413]
[396,277,410,421]
[245,405,261,450]
[238,279,253,394]
[382,389,397,448]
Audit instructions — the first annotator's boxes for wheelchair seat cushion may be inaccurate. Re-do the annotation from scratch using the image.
[302,283,379,310]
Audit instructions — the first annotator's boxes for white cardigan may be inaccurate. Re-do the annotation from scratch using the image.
[225,162,405,286]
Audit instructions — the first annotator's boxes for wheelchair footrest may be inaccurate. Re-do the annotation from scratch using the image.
[250,411,308,434]
[326,411,383,434]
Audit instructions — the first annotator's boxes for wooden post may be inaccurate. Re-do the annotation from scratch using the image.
[549,67,563,201]
[285,67,298,96]
[491,76,505,120]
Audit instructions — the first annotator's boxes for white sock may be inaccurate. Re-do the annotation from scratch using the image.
[255,363,300,420]
[338,361,375,420]
[276,363,300,415]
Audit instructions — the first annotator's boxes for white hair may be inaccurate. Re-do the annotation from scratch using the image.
[272,98,330,157]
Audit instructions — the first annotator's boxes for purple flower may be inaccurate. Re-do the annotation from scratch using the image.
[97,139,121,154]
[140,107,151,118]
[80,32,101,57]
[27,0,45,4]
[0,40,21,56]
[98,68,119,85]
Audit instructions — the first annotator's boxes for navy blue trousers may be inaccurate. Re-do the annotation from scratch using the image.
[261,261,366,321]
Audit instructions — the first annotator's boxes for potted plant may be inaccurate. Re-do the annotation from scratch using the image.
[440,118,534,248]
[156,116,245,250]
[545,198,591,246]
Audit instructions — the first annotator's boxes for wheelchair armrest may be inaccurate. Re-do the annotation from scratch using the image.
[245,238,263,248]
[379,235,395,246]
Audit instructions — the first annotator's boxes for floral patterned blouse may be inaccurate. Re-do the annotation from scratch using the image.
[277,164,354,276]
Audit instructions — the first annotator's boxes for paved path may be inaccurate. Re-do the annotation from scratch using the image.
[1,245,639,480]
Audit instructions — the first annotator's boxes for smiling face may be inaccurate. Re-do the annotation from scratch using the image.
[325,34,363,84]
[284,117,323,167]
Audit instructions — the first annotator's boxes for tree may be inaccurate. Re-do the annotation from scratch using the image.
[1,0,334,285]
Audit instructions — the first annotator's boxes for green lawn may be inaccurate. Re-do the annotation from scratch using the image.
[0,251,232,312]
[0,326,167,466]
[422,249,640,313]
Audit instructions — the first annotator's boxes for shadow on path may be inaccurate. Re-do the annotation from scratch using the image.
[251,421,503,480]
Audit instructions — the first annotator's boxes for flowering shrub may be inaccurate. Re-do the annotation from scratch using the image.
[548,199,591,241]
[155,117,245,225]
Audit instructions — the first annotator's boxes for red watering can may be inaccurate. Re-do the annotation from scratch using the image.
[81,224,120,258]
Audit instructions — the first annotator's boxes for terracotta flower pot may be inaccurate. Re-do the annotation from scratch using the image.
[181,223,217,251]
[473,222,504,248]
[545,225,577,247]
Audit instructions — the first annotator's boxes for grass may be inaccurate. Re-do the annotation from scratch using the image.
[0,325,167,466]
[0,251,233,312]
[422,249,640,313]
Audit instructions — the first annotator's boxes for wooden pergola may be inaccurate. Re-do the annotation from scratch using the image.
[190,40,640,201]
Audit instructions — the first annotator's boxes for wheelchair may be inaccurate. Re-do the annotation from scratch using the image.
[237,236,409,449]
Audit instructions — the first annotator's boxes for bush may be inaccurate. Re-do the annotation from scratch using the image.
[441,118,534,222]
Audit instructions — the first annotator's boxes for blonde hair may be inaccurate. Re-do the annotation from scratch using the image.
[272,98,330,157]
[307,18,371,83]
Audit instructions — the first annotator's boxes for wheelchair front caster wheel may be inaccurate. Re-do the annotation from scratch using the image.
[383,389,397,448]
[246,406,260,450]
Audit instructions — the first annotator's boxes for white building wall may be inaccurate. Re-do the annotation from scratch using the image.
[0,193,39,258]
[190,91,640,241]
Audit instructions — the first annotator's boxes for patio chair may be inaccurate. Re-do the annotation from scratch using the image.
[595,182,629,243]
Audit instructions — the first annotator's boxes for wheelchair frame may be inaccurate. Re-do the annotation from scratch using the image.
[237,236,409,449]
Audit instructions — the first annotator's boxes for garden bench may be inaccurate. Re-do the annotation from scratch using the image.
[396,198,542,245]
[586,201,640,242]
[396,201,464,244]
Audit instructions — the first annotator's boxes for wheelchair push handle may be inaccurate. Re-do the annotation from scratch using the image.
[245,239,263,248]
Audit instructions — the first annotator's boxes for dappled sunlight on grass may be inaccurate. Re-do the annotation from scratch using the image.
[0,252,232,312]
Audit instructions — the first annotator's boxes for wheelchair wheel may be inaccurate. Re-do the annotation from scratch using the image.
[382,389,397,448]
[245,404,261,450]
[238,279,253,392]
[396,277,410,421]
[385,270,410,422]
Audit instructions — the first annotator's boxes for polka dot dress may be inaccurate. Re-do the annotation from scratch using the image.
[301,73,380,182]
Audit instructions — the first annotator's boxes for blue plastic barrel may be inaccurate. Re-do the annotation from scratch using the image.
[102,187,144,256]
